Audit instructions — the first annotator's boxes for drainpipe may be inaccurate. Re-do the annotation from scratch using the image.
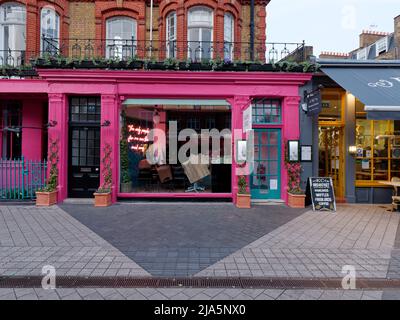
[250,0,255,60]
[149,0,153,58]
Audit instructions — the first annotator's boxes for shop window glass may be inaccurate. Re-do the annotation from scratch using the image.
[319,92,342,122]
[355,99,398,183]
[40,7,60,55]
[106,16,137,59]
[0,3,26,66]
[252,99,281,124]
[188,6,213,61]
[120,105,232,194]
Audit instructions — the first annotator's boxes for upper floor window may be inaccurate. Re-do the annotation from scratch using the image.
[0,2,26,66]
[224,13,234,61]
[40,7,60,55]
[106,16,137,60]
[188,6,213,61]
[166,11,176,58]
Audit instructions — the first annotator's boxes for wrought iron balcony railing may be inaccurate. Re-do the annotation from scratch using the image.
[0,39,307,71]
[41,37,306,64]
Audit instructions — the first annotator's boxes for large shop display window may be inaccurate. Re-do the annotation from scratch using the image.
[120,103,232,194]
[355,99,400,185]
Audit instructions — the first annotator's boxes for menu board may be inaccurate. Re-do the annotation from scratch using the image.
[308,177,336,212]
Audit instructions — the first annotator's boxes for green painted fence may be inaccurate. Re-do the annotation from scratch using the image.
[0,157,47,200]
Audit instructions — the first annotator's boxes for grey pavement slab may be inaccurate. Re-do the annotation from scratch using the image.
[60,202,307,276]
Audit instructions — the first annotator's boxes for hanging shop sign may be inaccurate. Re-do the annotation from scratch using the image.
[307,177,336,212]
[305,90,322,116]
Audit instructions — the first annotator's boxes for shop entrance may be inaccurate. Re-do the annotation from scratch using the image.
[68,97,101,198]
[318,125,345,200]
[250,129,281,199]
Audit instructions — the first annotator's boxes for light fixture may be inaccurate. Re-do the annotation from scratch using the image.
[153,110,160,125]
[101,120,111,127]
[348,145,357,156]
[45,120,58,128]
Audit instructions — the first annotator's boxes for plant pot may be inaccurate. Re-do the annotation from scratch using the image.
[248,63,275,72]
[128,60,144,70]
[287,193,306,208]
[36,191,57,206]
[120,182,132,193]
[79,60,96,69]
[146,62,167,70]
[236,193,251,209]
[94,192,112,207]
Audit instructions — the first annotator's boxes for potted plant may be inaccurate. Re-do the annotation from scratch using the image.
[127,57,144,70]
[119,116,132,193]
[236,175,251,209]
[36,139,59,206]
[285,143,306,208]
[94,143,113,207]
[163,57,179,70]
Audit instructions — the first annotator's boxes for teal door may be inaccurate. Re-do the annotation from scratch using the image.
[251,129,281,199]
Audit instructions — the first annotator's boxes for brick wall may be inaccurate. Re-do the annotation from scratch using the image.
[69,2,96,39]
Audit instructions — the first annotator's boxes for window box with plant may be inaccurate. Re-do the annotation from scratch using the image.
[94,143,113,207]
[285,142,306,208]
[36,139,59,206]
[236,175,251,209]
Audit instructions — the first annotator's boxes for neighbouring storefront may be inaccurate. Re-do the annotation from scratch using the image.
[31,69,311,204]
[300,59,400,204]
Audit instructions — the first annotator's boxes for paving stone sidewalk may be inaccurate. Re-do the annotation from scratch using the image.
[196,205,400,278]
[0,287,390,300]
[0,206,149,277]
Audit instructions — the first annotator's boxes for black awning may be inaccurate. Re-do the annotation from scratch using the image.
[321,67,400,120]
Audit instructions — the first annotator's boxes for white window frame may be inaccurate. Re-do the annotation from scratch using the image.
[187,6,213,61]
[376,37,389,56]
[40,7,60,54]
[106,16,137,60]
[0,2,26,66]
[356,47,368,60]
[166,11,176,58]
[224,12,234,61]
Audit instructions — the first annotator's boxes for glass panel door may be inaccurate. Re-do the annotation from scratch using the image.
[318,126,344,199]
[251,129,281,199]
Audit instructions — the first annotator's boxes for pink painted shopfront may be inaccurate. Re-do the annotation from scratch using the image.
[31,69,311,204]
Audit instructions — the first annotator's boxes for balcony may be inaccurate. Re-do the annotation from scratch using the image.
[0,38,316,75]
[40,37,307,63]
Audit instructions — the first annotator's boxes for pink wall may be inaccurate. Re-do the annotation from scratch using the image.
[33,70,311,203]
[22,100,44,161]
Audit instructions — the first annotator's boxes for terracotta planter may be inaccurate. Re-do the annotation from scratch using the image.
[287,193,306,208]
[236,193,251,209]
[94,192,112,207]
[36,191,57,206]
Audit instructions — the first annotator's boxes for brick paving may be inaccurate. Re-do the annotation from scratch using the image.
[1,203,400,300]
[0,287,390,300]
[196,205,400,278]
[0,206,149,277]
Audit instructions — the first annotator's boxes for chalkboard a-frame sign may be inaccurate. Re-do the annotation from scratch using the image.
[308,177,336,212]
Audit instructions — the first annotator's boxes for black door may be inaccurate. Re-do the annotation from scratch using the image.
[68,97,101,198]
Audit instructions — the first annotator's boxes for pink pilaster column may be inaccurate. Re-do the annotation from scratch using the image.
[230,95,252,203]
[282,96,301,202]
[100,94,120,203]
[48,93,68,202]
